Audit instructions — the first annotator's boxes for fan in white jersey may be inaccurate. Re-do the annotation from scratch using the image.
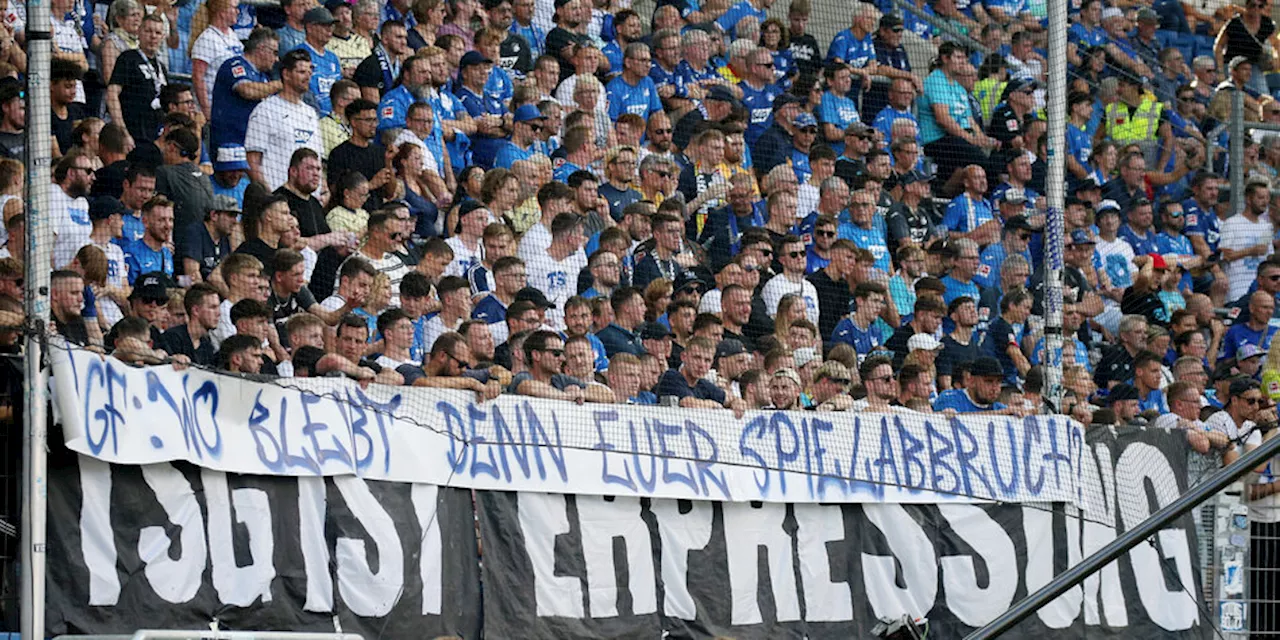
[245,49,323,190]
[526,212,588,331]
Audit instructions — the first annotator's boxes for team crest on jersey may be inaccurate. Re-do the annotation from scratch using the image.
[382,105,394,119]
[1186,213,1198,226]
[1229,306,1243,320]
[1006,119,1018,131]
[553,157,566,169]
[232,64,246,78]
[977,263,991,278]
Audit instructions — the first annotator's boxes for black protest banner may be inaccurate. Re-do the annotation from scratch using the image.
[476,426,1211,639]
[44,449,481,639]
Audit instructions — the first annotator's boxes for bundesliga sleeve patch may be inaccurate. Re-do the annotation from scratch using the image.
[232,64,246,78]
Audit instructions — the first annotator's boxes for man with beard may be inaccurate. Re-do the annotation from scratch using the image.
[597,145,642,221]
[642,111,677,163]
[455,51,510,168]
[700,173,763,271]
[246,50,323,190]
[51,270,95,347]
[808,239,856,342]
[51,151,95,268]
[545,0,593,83]
[933,356,1017,414]
[354,20,410,101]
[327,98,395,194]
[511,329,614,402]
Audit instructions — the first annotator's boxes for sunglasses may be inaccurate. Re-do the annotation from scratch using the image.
[787,250,805,258]
[540,348,565,357]
[526,123,543,131]
[760,249,774,257]
[1245,397,1263,406]
[816,230,836,238]
[657,171,673,178]
[827,377,852,385]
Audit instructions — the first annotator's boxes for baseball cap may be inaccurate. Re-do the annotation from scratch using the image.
[1108,383,1141,402]
[844,122,875,138]
[1001,76,1037,101]
[1137,7,1159,22]
[773,367,802,387]
[1230,55,1252,72]
[1096,199,1122,216]
[1067,229,1096,246]
[514,287,553,309]
[209,194,242,215]
[907,333,943,352]
[879,14,904,29]
[89,196,128,221]
[793,347,821,368]
[1073,177,1100,192]
[324,0,349,12]
[715,338,748,359]
[969,357,1003,378]
[674,272,706,294]
[793,112,819,129]
[639,321,673,340]
[772,93,804,113]
[899,169,929,185]
[303,6,337,24]
[998,189,1028,206]
[1147,252,1169,270]
[706,84,741,106]
[1004,214,1036,232]
[213,144,250,172]
[1239,343,1266,360]
[1101,7,1124,20]
[129,272,171,303]
[459,51,493,69]
[513,103,547,122]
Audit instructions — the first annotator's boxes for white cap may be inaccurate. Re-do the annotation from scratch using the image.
[793,347,821,368]
[1101,7,1124,20]
[908,333,944,352]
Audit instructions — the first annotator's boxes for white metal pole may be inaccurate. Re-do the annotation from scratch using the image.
[1041,0,1067,410]
[22,0,54,633]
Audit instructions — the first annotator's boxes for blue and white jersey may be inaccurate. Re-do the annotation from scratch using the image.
[1182,197,1220,252]
[790,147,812,184]
[511,22,546,57]
[494,139,537,169]
[818,90,861,156]
[872,106,917,144]
[456,84,506,168]
[842,216,891,273]
[1066,122,1092,174]
[740,81,781,146]
[472,292,508,328]
[210,55,270,149]
[377,84,416,131]
[831,317,883,361]
[296,42,342,117]
[943,193,994,234]
[827,29,875,68]
[553,159,586,183]
[603,40,624,74]
[485,65,515,106]
[123,240,174,284]
[606,74,663,121]
[467,262,495,297]
[933,389,1006,413]
[678,60,721,88]
[770,48,796,86]
[649,62,688,99]
[942,274,981,306]
[1068,23,1108,49]
[1118,224,1160,256]
[715,0,767,39]
[382,2,416,28]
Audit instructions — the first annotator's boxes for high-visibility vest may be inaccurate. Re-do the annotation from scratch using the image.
[1104,95,1162,146]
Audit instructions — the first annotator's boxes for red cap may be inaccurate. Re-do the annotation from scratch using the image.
[1147,253,1168,270]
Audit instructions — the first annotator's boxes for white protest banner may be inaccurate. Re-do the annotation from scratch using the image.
[50,344,1088,506]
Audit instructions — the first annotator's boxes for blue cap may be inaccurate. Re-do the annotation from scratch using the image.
[459,51,493,69]
[213,144,250,172]
[792,112,818,129]
[513,103,547,122]
[1067,229,1096,246]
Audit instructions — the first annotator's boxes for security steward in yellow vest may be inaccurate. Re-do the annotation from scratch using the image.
[1105,71,1163,148]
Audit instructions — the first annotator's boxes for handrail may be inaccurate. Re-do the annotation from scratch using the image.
[53,631,365,640]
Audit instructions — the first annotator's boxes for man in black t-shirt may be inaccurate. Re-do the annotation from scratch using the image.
[545,0,593,82]
[275,149,330,237]
[353,21,411,100]
[1121,253,1173,326]
[50,58,85,156]
[178,195,238,281]
[107,14,168,144]
[985,77,1037,157]
[0,83,24,164]
[327,99,392,193]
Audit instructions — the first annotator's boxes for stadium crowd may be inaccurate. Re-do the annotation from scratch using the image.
[2,0,1280,462]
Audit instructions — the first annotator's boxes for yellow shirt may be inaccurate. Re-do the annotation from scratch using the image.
[326,206,369,236]
[508,197,541,236]
[319,115,351,160]
[327,32,372,71]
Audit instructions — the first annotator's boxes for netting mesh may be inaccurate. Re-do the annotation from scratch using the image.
[8,0,1277,633]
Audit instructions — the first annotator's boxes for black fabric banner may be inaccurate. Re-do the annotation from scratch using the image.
[476,426,1212,639]
[44,445,482,639]
[44,425,1211,639]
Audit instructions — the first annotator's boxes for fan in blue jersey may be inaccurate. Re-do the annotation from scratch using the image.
[818,64,861,156]
[942,166,996,240]
[740,49,783,146]
[294,7,344,117]
[209,29,280,151]
[932,357,1010,413]
[1065,91,1094,188]
[455,51,510,169]
[831,282,889,361]
[123,199,176,283]
[495,104,548,169]
[715,0,770,39]
[606,43,664,122]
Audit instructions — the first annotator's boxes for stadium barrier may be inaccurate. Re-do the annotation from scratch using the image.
[42,344,1210,638]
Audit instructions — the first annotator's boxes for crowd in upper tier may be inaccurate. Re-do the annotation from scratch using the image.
[0,0,1279,430]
